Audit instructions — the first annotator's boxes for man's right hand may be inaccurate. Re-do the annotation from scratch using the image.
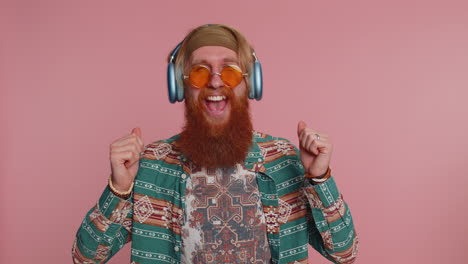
[109,127,145,192]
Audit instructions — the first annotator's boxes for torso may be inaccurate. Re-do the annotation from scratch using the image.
[181,164,271,264]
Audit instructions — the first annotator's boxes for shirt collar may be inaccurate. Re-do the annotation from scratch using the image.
[243,131,266,172]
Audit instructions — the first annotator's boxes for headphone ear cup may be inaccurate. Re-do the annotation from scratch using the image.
[167,63,177,103]
[176,72,185,102]
[250,61,263,100]
[248,68,256,100]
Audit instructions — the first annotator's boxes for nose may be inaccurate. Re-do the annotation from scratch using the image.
[207,72,224,90]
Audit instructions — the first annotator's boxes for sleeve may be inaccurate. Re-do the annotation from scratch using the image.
[303,176,359,264]
[72,185,133,264]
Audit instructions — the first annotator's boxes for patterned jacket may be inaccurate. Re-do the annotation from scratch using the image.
[72,132,358,264]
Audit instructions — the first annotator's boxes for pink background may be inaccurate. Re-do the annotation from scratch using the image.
[2,0,468,263]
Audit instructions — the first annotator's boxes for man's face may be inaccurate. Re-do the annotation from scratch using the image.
[185,46,248,126]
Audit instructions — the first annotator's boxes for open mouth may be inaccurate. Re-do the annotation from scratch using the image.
[204,95,228,117]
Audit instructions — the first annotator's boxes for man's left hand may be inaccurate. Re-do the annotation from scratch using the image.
[297,121,333,177]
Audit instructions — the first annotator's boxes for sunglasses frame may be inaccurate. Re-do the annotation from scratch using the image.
[183,64,249,89]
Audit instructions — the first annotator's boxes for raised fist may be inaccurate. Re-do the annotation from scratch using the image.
[109,127,144,192]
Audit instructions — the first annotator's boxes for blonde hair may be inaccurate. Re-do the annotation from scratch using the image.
[168,24,255,90]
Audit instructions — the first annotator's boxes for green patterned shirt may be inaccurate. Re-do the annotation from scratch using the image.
[72,132,358,263]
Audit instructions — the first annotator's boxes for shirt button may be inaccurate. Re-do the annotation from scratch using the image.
[174,246,179,252]
[181,174,186,179]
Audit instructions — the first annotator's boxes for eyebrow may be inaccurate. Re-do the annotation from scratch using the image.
[191,57,239,65]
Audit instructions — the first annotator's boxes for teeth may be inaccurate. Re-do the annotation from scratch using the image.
[206,95,226,102]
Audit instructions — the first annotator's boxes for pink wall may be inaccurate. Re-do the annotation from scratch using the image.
[2,0,468,263]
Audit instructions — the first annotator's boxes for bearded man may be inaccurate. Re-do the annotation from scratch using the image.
[72,24,358,264]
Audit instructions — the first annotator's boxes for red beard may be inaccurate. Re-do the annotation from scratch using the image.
[177,87,253,169]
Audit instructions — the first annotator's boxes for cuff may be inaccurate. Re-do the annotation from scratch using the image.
[305,176,340,208]
[97,185,133,223]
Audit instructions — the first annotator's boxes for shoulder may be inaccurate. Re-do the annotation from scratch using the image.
[253,131,300,163]
[253,131,304,182]
[253,131,295,145]
[140,134,182,164]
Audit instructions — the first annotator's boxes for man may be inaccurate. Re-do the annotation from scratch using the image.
[72,24,358,264]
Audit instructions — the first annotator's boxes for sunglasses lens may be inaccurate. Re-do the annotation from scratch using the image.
[189,66,210,88]
[221,66,243,88]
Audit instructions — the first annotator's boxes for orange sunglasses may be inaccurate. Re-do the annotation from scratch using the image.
[184,65,248,89]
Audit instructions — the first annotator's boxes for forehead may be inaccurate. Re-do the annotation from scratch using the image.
[189,46,238,65]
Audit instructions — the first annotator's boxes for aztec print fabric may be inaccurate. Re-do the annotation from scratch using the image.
[72,132,359,264]
[181,165,271,263]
